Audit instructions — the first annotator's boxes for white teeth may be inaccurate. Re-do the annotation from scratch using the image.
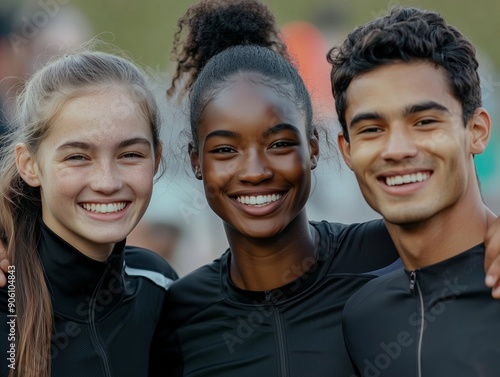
[236,194,282,207]
[386,173,429,187]
[81,202,127,213]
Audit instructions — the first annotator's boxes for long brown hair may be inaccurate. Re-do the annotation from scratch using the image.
[0,50,162,377]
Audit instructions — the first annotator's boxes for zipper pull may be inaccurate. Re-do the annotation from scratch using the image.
[265,290,278,305]
[265,290,272,302]
[409,271,416,293]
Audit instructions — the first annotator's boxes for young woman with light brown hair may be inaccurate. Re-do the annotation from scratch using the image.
[0,50,177,377]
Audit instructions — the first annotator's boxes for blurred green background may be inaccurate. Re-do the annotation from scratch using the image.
[69,0,500,71]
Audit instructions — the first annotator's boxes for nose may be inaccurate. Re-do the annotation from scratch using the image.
[380,127,418,161]
[237,149,273,184]
[89,160,123,194]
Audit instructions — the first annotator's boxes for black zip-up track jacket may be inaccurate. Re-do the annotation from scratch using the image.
[0,221,178,377]
[343,244,500,377]
[162,220,400,377]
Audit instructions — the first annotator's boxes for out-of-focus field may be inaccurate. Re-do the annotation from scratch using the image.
[68,0,500,72]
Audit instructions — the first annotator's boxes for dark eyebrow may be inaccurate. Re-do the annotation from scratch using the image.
[263,123,301,137]
[205,130,241,141]
[404,101,450,116]
[56,137,151,151]
[349,101,451,130]
[204,123,300,142]
[349,112,386,129]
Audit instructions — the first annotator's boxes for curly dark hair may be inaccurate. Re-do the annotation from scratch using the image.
[167,0,290,97]
[327,7,482,141]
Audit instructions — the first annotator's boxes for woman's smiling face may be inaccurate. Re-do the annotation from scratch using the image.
[191,74,318,239]
[19,87,159,260]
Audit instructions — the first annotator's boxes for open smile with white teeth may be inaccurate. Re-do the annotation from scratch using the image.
[80,202,127,214]
[385,172,430,187]
[236,194,282,207]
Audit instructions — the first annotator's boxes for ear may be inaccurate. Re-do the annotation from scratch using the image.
[154,142,163,175]
[337,132,353,171]
[309,128,320,170]
[468,107,491,155]
[188,143,202,180]
[15,143,41,187]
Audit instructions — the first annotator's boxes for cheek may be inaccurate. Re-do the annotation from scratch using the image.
[284,149,311,177]
[418,131,456,153]
[128,167,155,196]
[347,147,372,174]
[43,169,83,199]
[202,160,238,197]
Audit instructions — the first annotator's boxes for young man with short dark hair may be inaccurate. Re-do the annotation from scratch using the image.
[329,7,500,376]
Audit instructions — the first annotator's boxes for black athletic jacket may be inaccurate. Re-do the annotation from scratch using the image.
[0,221,178,377]
[162,220,400,377]
[343,244,500,377]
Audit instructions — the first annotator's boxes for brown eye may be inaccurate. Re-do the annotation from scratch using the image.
[66,154,86,161]
[270,141,295,149]
[210,146,236,154]
[122,152,143,158]
[415,119,436,126]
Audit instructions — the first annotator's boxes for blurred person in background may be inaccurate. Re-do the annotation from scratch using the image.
[18,3,93,73]
[281,7,382,226]
[1,1,92,146]
[0,3,22,143]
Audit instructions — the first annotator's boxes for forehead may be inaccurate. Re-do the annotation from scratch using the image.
[345,62,461,119]
[47,88,152,144]
[202,74,305,130]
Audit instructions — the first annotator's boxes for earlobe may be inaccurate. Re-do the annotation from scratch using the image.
[188,143,203,180]
[338,132,353,170]
[15,143,41,187]
[311,155,318,170]
[309,132,320,171]
[469,108,491,155]
[154,142,163,175]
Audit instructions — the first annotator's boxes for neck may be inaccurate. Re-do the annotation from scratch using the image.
[386,183,494,270]
[226,211,318,291]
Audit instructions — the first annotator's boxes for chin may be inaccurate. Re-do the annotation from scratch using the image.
[88,231,129,245]
[382,209,434,226]
[240,225,284,240]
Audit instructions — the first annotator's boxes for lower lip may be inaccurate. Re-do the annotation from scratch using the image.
[231,195,285,217]
[380,176,431,196]
[79,204,130,221]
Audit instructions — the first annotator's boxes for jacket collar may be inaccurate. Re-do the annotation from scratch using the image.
[403,243,485,305]
[221,221,334,305]
[39,220,126,321]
